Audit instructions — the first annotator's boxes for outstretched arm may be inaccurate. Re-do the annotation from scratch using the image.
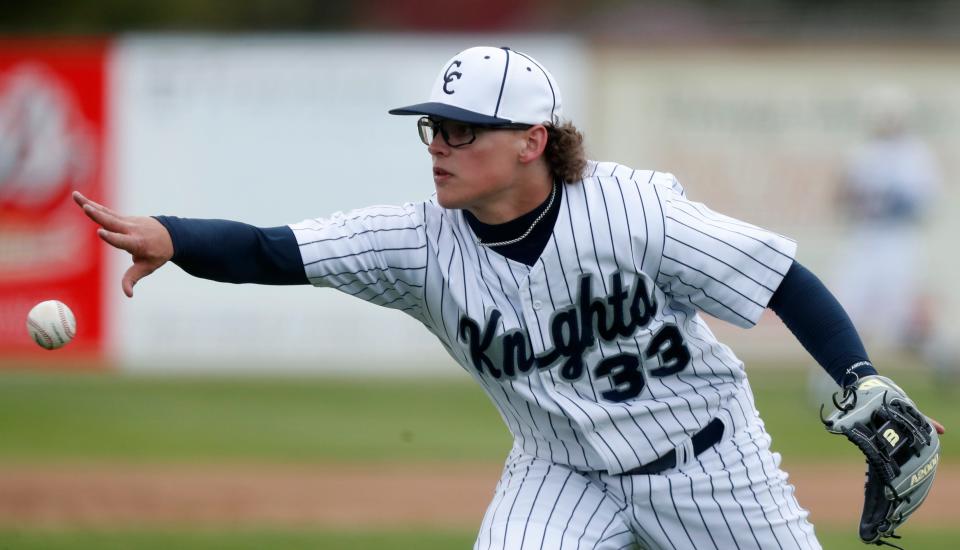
[74,192,308,297]
[152,216,306,286]
[74,191,174,298]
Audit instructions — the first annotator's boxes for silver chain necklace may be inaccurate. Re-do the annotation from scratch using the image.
[476,182,558,248]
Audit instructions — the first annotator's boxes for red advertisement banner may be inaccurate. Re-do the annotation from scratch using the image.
[0,40,109,362]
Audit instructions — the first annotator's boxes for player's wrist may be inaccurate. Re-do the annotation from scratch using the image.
[151,215,181,261]
[841,361,877,388]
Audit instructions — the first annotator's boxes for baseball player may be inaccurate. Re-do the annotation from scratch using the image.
[75,46,944,549]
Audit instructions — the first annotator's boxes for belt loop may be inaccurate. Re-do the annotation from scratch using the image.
[675,437,695,468]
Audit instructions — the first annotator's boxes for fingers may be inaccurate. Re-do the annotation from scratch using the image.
[73,191,121,218]
[75,192,165,298]
[72,191,95,209]
[72,191,87,207]
[121,277,134,298]
[83,203,129,233]
[97,228,138,253]
[122,262,158,298]
[930,417,945,435]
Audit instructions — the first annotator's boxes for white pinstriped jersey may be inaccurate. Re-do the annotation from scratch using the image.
[290,160,797,474]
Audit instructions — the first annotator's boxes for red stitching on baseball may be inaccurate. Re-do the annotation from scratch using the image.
[28,318,55,349]
[57,303,76,339]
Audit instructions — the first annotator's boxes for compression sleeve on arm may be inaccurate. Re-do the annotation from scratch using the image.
[153,216,308,285]
[768,260,878,386]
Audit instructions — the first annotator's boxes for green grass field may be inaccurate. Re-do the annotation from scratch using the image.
[0,364,955,548]
[0,527,955,549]
[0,529,475,550]
[0,371,511,464]
[0,365,954,465]
[0,528,960,550]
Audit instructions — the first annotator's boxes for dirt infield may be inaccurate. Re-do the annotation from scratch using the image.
[0,463,955,529]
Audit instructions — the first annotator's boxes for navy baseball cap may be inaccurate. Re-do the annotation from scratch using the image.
[389,46,563,126]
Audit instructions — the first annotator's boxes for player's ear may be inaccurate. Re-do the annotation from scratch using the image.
[517,125,548,164]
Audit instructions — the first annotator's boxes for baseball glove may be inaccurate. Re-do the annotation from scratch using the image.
[821,374,940,548]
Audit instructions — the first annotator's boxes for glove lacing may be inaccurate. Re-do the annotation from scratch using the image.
[872,534,904,549]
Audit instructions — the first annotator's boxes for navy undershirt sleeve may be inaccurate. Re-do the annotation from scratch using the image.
[768,260,878,386]
[153,216,308,285]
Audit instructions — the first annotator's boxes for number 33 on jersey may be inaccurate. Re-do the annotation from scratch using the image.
[459,269,690,403]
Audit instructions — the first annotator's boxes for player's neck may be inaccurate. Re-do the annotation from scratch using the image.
[466,168,553,225]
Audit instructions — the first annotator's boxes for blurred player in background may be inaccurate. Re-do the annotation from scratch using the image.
[808,85,945,402]
[833,86,942,357]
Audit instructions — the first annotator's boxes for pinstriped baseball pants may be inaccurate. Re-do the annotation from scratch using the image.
[474,421,821,550]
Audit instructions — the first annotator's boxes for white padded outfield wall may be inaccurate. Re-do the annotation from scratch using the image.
[108,35,590,373]
[106,36,960,373]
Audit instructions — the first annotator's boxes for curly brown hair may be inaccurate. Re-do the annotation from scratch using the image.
[544,122,587,183]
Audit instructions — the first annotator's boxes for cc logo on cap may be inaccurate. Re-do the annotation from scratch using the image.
[443,60,462,95]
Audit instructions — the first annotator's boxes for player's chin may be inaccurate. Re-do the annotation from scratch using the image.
[434,184,468,210]
[435,194,464,210]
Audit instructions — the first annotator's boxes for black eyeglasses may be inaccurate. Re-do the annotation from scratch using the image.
[416,117,533,148]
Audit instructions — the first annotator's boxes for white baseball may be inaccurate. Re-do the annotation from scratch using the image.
[26,300,77,350]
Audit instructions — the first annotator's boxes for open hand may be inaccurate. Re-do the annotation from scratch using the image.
[73,191,174,297]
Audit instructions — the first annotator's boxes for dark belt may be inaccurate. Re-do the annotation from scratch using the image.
[622,418,725,475]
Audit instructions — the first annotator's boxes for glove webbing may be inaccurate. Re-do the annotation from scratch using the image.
[882,400,931,451]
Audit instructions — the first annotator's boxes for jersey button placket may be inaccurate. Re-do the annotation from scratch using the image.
[519,278,547,356]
